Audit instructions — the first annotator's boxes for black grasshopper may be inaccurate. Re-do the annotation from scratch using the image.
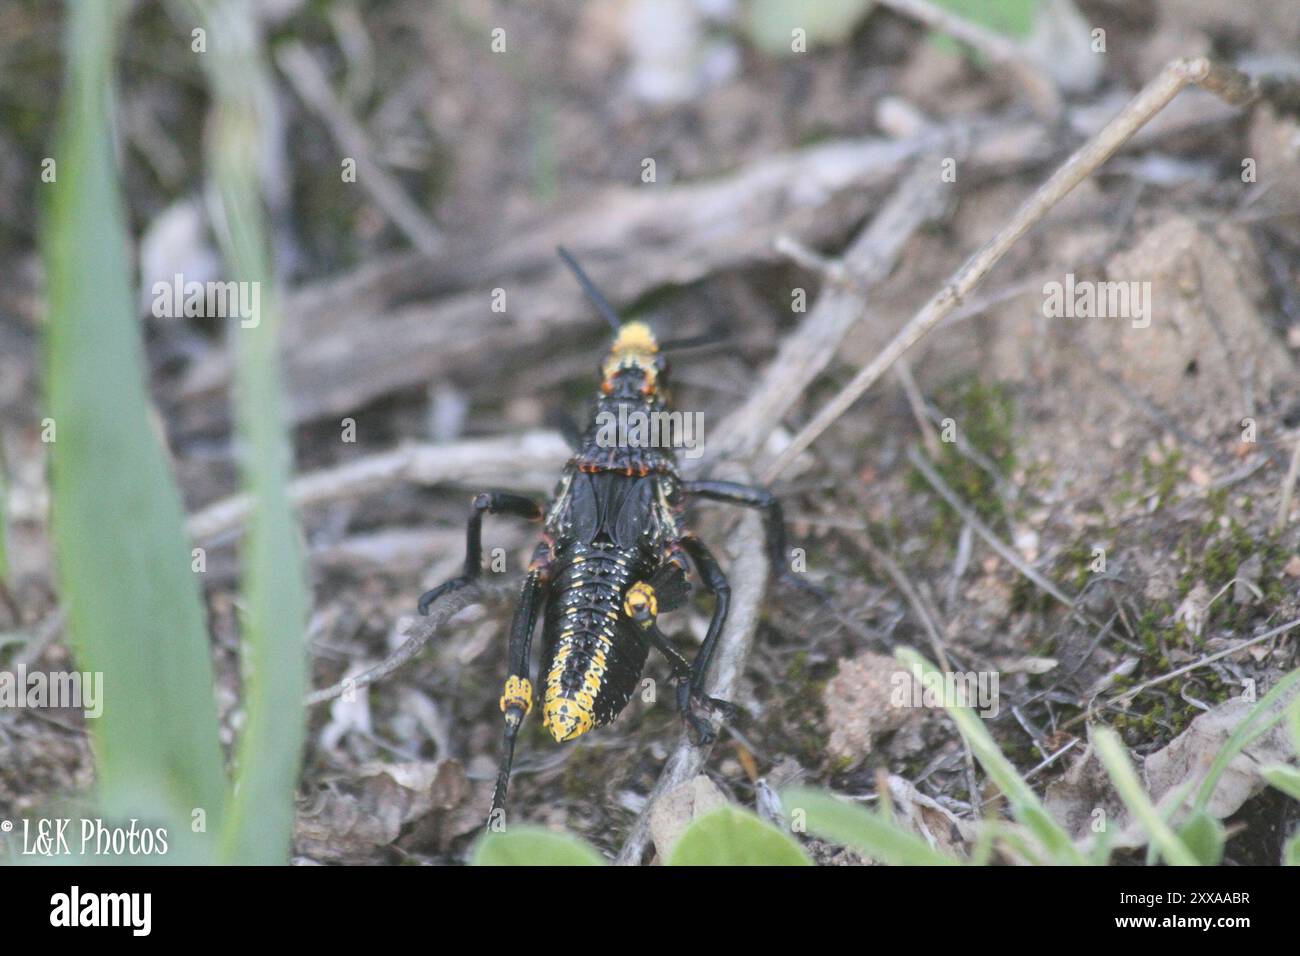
[417,248,813,824]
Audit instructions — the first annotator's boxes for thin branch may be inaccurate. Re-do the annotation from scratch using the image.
[176,83,1243,430]
[187,431,570,543]
[859,537,951,671]
[907,445,1075,609]
[855,535,984,815]
[764,58,1262,483]
[178,124,967,426]
[1054,615,1300,735]
[775,235,941,457]
[276,41,443,256]
[1275,430,1300,530]
[713,158,952,461]
[1104,616,1300,710]
[303,579,512,707]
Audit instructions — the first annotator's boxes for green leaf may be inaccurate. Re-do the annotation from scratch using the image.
[786,787,962,865]
[894,648,1082,863]
[191,0,310,866]
[43,0,226,856]
[1261,764,1300,802]
[745,0,876,56]
[1094,727,1198,867]
[933,0,1038,38]
[1176,811,1225,866]
[1285,832,1300,866]
[925,0,1039,64]
[472,827,606,866]
[668,806,812,865]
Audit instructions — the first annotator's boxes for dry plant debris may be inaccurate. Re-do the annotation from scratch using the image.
[3,0,1300,867]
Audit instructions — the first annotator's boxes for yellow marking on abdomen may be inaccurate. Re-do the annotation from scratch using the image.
[543,633,610,742]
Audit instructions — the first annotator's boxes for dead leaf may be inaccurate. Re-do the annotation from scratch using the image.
[1142,696,1295,821]
[1046,691,1300,854]
[294,759,470,862]
[1233,553,1263,605]
[1174,583,1210,639]
[648,775,727,862]
[883,775,974,857]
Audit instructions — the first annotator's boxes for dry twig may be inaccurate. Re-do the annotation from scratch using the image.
[713,159,952,461]
[303,579,513,707]
[765,58,1263,483]
[276,41,443,256]
[1275,431,1300,530]
[174,84,1245,431]
[907,445,1074,609]
[188,431,570,543]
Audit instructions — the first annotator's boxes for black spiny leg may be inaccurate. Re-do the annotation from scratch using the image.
[624,570,736,746]
[678,536,735,744]
[681,479,824,598]
[648,621,738,741]
[417,491,542,615]
[488,544,552,829]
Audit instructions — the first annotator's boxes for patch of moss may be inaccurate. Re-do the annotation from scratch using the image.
[1177,519,1287,632]
[1140,448,1186,511]
[765,650,833,769]
[909,377,1018,543]
[1009,574,1056,617]
[1062,539,1104,593]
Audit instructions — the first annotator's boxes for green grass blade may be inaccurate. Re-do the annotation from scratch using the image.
[1093,727,1199,866]
[193,0,309,864]
[894,648,1082,863]
[1291,694,1300,754]
[1193,666,1300,815]
[785,787,962,865]
[1261,765,1300,801]
[43,0,226,854]
[1144,773,1204,866]
[0,448,8,584]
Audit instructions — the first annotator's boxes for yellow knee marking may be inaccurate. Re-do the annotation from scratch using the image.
[623,581,658,625]
[499,675,533,716]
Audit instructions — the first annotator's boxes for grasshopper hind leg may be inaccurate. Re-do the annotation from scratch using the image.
[626,555,737,746]
[486,552,551,829]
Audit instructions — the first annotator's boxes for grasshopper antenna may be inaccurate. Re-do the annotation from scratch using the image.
[658,328,728,352]
[557,245,623,333]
